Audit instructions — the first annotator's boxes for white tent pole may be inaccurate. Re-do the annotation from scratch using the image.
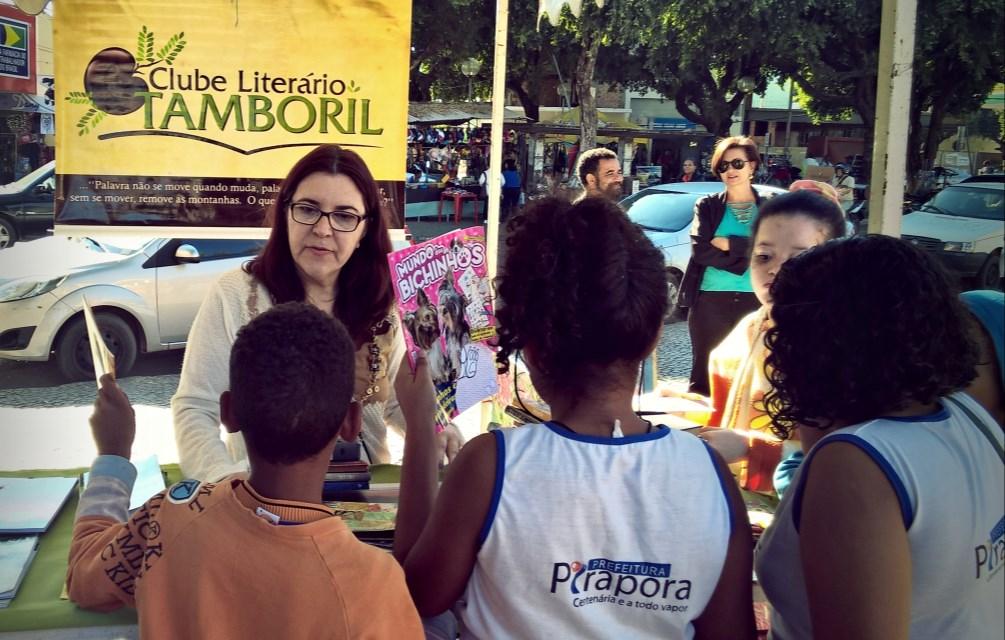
[867,0,917,237]
[486,0,509,280]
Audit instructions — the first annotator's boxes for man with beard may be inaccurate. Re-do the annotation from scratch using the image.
[576,147,624,202]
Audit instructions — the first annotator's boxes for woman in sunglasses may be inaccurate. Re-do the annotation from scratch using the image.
[679,136,766,396]
[173,144,463,481]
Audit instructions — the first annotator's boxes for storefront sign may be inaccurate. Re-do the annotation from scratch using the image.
[0,5,34,92]
[55,0,411,235]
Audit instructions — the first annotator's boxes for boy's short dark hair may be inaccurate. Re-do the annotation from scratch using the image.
[763,235,978,439]
[229,302,355,464]
[577,147,618,185]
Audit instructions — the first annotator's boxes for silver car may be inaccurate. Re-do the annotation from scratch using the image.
[0,236,265,380]
[621,182,786,320]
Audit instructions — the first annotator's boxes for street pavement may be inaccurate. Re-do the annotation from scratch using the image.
[0,223,693,470]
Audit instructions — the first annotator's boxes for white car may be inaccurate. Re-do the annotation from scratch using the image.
[0,236,265,380]
[620,182,786,320]
[901,182,1004,289]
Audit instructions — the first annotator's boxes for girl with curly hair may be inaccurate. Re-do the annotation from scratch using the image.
[394,197,755,639]
[695,188,847,495]
[754,235,1003,639]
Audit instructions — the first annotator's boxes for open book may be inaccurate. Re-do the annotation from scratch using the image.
[82,295,115,388]
[388,227,498,429]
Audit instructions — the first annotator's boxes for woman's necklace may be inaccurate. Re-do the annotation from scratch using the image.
[730,201,756,224]
[354,317,391,403]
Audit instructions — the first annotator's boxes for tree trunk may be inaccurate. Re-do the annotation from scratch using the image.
[922,95,949,170]
[575,31,600,151]
[507,80,540,122]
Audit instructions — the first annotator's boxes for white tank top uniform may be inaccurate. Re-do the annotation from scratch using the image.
[458,422,734,640]
[755,392,1005,640]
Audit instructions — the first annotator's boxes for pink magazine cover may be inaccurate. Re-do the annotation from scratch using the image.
[388,226,498,428]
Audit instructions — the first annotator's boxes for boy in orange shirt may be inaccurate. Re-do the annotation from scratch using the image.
[67,302,423,639]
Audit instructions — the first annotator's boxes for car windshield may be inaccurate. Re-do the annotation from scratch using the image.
[626,192,697,232]
[921,186,1005,221]
[0,162,54,194]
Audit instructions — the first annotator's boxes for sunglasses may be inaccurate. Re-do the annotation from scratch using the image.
[716,158,753,173]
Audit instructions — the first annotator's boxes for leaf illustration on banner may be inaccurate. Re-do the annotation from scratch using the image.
[157,32,186,65]
[137,26,154,64]
[349,80,360,93]
[64,91,94,105]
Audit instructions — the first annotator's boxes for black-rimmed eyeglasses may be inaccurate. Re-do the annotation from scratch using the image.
[716,158,753,173]
[289,202,366,232]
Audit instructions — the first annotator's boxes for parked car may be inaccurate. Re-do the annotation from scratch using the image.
[0,160,56,249]
[0,235,265,380]
[961,174,1005,185]
[901,182,1004,289]
[620,182,786,321]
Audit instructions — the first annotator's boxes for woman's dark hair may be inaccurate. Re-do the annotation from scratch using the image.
[230,303,355,465]
[494,196,668,397]
[752,190,847,244]
[710,135,760,179]
[763,235,978,439]
[245,144,393,345]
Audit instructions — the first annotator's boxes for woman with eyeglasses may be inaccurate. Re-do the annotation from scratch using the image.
[679,136,766,396]
[172,144,463,481]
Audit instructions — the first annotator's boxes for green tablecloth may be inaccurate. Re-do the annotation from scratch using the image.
[0,465,183,632]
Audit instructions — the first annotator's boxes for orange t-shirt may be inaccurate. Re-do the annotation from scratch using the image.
[67,476,423,639]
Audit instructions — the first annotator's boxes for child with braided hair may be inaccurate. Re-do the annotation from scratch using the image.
[393,196,755,639]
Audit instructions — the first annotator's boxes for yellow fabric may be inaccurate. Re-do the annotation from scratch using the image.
[708,308,782,493]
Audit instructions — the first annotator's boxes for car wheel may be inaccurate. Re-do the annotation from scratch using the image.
[665,270,683,323]
[54,313,138,382]
[0,217,16,249]
[976,249,1002,290]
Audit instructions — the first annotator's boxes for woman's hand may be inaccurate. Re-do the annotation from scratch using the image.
[695,427,750,463]
[90,374,135,459]
[710,236,730,252]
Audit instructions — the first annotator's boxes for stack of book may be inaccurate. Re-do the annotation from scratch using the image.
[0,476,78,607]
[323,440,370,498]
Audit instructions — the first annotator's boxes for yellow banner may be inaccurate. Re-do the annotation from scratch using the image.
[55,0,411,230]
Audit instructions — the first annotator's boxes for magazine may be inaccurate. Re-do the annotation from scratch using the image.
[82,295,115,388]
[387,227,498,429]
[0,536,40,608]
[0,476,78,534]
[327,502,397,532]
[83,454,165,512]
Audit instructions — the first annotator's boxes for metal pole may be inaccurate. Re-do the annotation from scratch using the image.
[783,79,794,160]
[486,0,509,279]
[867,0,917,237]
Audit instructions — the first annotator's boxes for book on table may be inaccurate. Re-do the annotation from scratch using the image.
[0,535,40,608]
[82,454,166,511]
[324,439,370,498]
[327,502,397,551]
[0,476,78,534]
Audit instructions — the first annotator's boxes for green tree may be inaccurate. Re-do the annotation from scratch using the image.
[773,0,1004,180]
[612,0,790,137]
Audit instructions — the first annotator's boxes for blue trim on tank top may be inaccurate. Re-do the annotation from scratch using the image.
[792,433,914,531]
[543,421,670,444]
[878,406,949,422]
[476,429,507,548]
